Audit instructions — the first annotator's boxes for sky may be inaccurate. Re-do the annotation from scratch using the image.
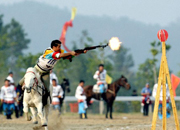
[1,0,180,73]
[1,0,180,26]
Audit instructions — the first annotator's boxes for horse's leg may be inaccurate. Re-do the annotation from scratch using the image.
[106,102,109,119]
[44,104,50,122]
[30,107,38,124]
[23,102,31,121]
[44,104,50,130]
[110,102,113,119]
[37,103,47,126]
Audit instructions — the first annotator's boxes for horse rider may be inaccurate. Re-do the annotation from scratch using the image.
[93,64,107,94]
[50,70,59,84]
[51,79,63,114]
[0,79,17,119]
[75,80,88,119]
[18,40,82,100]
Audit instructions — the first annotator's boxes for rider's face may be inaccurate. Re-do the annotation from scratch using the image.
[99,66,104,72]
[53,44,61,52]
[80,82,84,87]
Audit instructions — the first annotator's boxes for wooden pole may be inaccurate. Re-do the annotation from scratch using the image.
[151,57,163,130]
[165,59,180,130]
[162,42,167,129]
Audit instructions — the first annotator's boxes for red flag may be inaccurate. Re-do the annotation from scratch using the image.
[59,8,77,52]
[171,74,180,96]
[60,20,73,52]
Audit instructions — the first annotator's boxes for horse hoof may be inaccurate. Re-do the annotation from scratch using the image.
[27,116,32,121]
[33,121,38,124]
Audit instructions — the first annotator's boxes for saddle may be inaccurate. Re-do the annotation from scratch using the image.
[93,83,107,93]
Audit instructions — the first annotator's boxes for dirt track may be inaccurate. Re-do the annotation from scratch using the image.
[0,112,178,130]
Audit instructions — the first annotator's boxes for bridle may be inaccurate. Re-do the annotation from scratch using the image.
[25,71,45,96]
[107,78,129,95]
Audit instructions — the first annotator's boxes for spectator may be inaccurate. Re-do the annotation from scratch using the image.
[50,70,59,84]
[51,79,63,114]
[152,83,170,119]
[1,79,17,119]
[141,83,152,116]
[6,72,15,86]
[132,89,138,96]
[75,80,88,119]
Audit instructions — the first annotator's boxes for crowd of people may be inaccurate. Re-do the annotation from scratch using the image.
[0,72,22,119]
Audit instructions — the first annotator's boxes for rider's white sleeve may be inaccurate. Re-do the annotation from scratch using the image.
[93,71,99,80]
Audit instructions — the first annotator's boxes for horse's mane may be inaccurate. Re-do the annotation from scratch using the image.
[25,67,41,85]
[108,76,126,93]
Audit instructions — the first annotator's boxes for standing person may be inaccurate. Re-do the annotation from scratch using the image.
[51,79,64,114]
[152,83,170,119]
[1,79,17,119]
[50,70,59,84]
[141,83,152,116]
[6,72,15,86]
[16,84,24,117]
[6,71,19,118]
[93,64,107,94]
[132,89,138,96]
[75,80,88,119]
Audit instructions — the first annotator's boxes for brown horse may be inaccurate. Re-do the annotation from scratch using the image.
[84,75,131,119]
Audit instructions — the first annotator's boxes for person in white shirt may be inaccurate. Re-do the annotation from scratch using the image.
[1,79,17,119]
[93,64,107,93]
[6,72,15,86]
[50,70,59,84]
[153,83,170,103]
[51,79,63,114]
[75,80,88,119]
[152,83,171,119]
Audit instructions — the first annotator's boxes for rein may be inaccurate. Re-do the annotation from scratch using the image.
[26,71,45,96]
[107,82,120,95]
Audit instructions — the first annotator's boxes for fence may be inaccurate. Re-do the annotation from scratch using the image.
[64,96,180,114]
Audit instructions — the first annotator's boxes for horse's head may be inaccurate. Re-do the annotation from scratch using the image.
[24,69,39,93]
[62,78,70,93]
[118,75,131,90]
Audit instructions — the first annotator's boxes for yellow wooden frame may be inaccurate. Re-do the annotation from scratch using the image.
[151,42,180,130]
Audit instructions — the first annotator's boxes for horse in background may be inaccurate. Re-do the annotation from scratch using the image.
[59,78,70,108]
[84,75,131,119]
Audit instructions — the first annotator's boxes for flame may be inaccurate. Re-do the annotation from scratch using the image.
[109,37,122,51]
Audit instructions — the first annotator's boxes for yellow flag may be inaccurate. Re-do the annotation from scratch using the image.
[106,74,112,84]
[71,7,77,20]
